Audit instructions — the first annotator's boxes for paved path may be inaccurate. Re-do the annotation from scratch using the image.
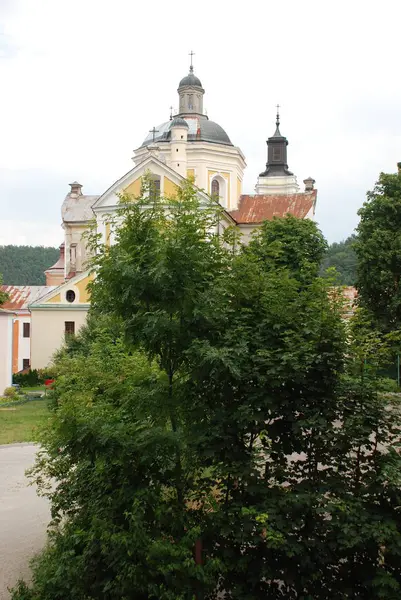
[0,444,50,599]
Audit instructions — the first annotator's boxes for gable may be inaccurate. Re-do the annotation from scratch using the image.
[30,271,94,308]
[92,155,186,212]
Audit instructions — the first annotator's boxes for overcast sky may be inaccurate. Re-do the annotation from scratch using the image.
[1,0,400,247]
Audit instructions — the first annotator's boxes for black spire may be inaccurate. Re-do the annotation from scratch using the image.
[259,107,293,178]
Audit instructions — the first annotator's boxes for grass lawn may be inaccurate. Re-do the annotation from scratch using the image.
[20,385,47,393]
[0,400,50,445]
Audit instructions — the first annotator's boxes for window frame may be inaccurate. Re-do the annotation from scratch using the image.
[65,321,75,337]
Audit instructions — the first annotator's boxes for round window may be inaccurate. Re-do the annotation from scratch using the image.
[66,290,76,303]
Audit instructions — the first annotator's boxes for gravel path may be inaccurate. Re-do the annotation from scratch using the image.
[0,444,50,599]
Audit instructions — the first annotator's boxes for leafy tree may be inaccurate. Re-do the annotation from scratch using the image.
[0,245,59,285]
[0,272,9,305]
[320,235,357,285]
[355,167,401,331]
[12,181,401,599]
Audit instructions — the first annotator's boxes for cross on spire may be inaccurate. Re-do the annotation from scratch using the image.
[149,126,159,142]
[189,50,195,72]
[276,104,280,127]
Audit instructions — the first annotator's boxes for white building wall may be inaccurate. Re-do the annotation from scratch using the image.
[18,316,31,371]
[0,314,14,394]
[30,308,89,369]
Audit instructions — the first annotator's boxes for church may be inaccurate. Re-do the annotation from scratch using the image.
[29,58,317,369]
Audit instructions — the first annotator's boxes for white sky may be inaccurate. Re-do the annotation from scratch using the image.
[0,0,400,247]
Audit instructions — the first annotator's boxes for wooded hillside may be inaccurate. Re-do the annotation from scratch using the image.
[320,235,357,285]
[0,245,59,285]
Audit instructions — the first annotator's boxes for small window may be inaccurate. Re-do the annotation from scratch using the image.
[22,358,30,370]
[211,179,220,197]
[23,322,30,338]
[66,290,76,303]
[65,321,75,336]
[176,148,179,152]
[180,135,183,139]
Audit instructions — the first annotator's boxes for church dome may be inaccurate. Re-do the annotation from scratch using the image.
[142,116,232,147]
[179,72,202,88]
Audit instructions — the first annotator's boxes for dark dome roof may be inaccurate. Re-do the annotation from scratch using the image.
[142,117,232,147]
[179,72,203,88]
[170,117,189,128]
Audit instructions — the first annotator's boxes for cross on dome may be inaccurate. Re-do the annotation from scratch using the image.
[189,50,195,72]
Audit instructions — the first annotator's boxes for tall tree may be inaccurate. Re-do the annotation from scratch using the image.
[355,166,401,331]
[12,182,401,600]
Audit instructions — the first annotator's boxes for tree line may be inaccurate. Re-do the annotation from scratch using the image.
[0,237,359,289]
[11,170,401,599]
[0,245,59,285]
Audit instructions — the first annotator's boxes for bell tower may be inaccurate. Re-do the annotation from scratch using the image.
[255,107,300,195]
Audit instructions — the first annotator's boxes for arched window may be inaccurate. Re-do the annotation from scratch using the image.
[211,179,220,197]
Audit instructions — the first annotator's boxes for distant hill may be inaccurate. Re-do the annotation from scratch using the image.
[0,245,59,285]
[320,235,357,286]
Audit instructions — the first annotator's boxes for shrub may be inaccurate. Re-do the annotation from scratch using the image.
[3,386,17,398]
[376,376,400,393]
[13,369,42,387]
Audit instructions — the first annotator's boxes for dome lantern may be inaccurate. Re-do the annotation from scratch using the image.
[177,51,205,116]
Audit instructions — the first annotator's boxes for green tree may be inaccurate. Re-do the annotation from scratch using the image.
[0,245,59,285]
[0,272,9,305]
[355,166,401,331]
[320,235,357,285]
[13,181,401,599]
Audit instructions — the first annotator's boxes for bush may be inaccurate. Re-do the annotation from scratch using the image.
[13,369,42,387]
[376,376,400,393]
[3,386,17,398]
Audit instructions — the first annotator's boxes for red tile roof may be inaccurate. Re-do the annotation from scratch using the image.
[229,190,317,224]
[1,286,54,310]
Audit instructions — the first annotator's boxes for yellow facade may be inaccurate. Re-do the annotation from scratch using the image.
[237,176,242,200]
[76,274,94,303]
[46,293,61,304]
[105,222,111,248]
[124,177,141,197]
[164,176,178,198]
[187,168,195,181]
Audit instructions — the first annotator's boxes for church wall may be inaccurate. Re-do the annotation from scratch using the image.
[133,142,245,209]
[30,307,89,369]
[45,271,65,286]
